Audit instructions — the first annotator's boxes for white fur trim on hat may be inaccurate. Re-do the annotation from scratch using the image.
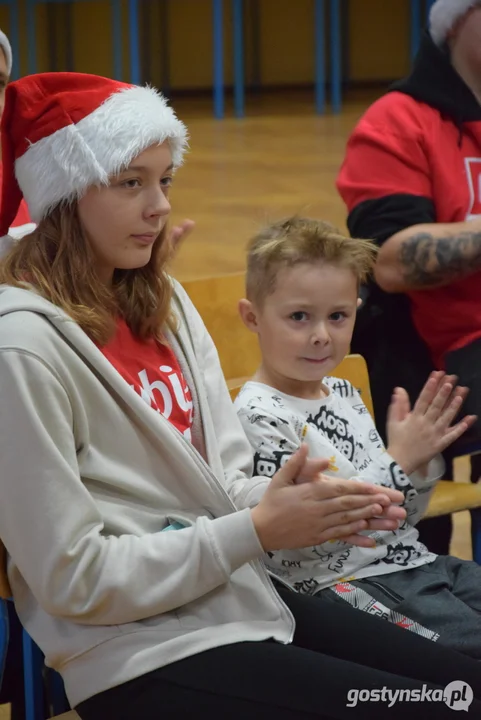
[0,30,12,74]
[429,0,481,45]
[7,223,37,240]
[15,85,188,223]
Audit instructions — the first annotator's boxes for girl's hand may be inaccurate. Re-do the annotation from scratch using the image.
[251,445,406,552]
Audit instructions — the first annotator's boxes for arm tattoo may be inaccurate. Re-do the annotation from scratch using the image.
[399,230,481,287]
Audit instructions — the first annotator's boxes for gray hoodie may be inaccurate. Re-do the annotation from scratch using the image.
[0,280,291,707]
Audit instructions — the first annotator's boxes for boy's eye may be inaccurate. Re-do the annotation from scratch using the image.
[161,176,173,188]
[330,311,347,322]
[290,311,308,322]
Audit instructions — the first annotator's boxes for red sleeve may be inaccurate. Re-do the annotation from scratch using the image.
[337,93,433,212]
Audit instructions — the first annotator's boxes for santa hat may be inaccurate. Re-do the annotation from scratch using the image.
[429,0,481,45]
[0,29,12,75]
[0,72,188,236]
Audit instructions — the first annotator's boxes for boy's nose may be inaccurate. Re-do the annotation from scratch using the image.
[312,324,330,345]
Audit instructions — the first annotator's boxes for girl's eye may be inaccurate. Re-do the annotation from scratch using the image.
[161,176,173,188]
[290,311,308,322]
[330,311,347,322]
[121,178,141,189]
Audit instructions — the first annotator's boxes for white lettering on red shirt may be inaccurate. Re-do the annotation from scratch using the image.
[99,319,193,441]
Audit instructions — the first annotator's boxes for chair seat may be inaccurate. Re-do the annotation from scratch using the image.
[54,712,79,719]
[424,481,481,519]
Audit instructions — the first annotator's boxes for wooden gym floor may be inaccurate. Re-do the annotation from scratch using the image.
[169,91,374,281]
[0,90,473,720]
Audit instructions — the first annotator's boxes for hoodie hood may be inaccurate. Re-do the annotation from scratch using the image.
[0,284,75,324]
[391,32,481,125]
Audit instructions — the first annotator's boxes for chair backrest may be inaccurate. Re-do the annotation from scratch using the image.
[333,354,374,417]
[180,272,260,382]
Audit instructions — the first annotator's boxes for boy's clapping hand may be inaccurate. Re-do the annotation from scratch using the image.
[386,371,477,477]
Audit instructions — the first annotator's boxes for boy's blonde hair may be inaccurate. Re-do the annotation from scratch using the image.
[246,216,377,305]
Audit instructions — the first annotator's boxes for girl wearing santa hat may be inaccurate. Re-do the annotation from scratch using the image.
[0,73,480,719]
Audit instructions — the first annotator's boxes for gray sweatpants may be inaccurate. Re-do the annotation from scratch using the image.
[316,556,481,660]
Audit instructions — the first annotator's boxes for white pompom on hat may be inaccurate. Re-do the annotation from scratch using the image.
[429,0,481,45]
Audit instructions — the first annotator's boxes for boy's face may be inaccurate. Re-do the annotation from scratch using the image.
[246,261,359,387]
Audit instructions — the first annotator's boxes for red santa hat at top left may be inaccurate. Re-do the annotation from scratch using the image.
[0,72,188,239]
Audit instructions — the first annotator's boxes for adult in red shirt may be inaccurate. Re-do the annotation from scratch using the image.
[337,1,481,554]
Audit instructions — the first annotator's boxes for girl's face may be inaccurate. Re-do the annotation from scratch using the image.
[77,142,173,283]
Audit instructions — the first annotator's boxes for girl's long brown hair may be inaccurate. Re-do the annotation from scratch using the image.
[0,203,176,345]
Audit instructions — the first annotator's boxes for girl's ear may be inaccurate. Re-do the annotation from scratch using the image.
[238,298,260,333]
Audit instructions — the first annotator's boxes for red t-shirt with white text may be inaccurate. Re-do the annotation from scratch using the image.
[100,319,193,441]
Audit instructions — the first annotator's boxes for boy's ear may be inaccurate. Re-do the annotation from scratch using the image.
[238,298,260,333]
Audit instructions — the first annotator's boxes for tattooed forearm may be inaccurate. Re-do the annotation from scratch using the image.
[399,230,481,288]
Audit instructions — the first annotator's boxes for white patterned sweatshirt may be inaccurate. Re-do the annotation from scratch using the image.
[234,378,442,595]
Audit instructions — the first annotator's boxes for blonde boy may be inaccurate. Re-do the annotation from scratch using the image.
[235,216,481,657]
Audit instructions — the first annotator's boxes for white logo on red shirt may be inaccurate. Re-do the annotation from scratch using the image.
[464,158,481,220]
[131,365,193,441]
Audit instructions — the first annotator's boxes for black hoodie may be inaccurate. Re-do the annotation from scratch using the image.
[337,32,481,369]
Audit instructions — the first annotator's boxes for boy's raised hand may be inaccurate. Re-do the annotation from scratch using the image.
[386,371,477,476]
